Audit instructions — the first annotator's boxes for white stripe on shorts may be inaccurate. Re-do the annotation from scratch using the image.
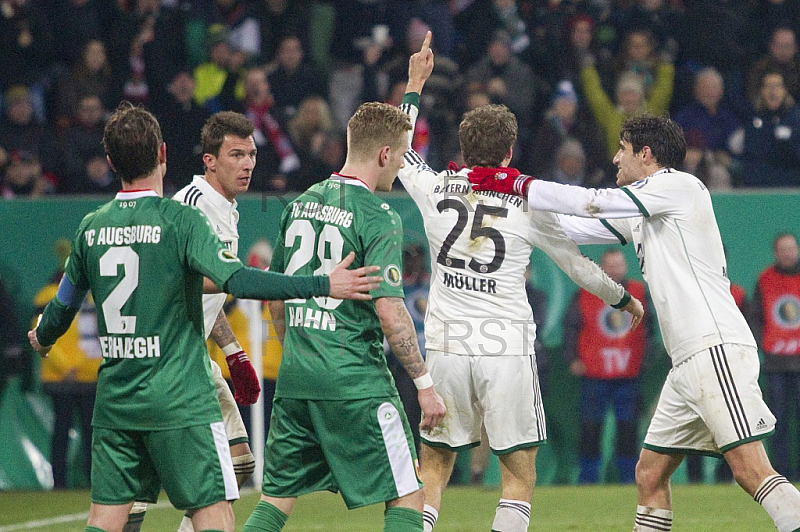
[211,421,239,501]
[377,402,419,498]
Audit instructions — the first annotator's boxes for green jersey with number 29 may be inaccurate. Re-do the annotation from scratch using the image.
[271,176,405,400]
[64,190,244,430]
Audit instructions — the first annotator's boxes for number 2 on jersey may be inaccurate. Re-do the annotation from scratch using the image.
[99,246,139,334]
[284,219,344,309]
[436,200,508,274]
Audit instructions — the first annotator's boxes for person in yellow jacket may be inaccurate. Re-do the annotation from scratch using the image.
[207,240,282,436]
[35,240,101,489]
[581,55,675,158]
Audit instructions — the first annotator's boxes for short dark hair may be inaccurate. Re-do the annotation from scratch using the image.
[201,111,255,157]
[619,113,686,169]
[459,104,517,168]
[102,101,162,183]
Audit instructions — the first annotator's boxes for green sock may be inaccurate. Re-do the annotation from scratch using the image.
[242,500,289,532]
[86,527,106,532]
[384,507,423,532]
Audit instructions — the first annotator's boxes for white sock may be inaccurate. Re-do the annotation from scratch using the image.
[176,515,194,532]
[633,505,672,531]
[423,504,438,532]
[754,474,800,532]
[492,499,531,532]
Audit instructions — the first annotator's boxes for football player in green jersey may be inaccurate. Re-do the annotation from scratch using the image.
[241,101,446,532]
[28,102,380,532]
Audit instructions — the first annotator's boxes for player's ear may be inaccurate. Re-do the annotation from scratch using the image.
[159,142,167,164]
[203,152,216,171]
[378,145,391,167]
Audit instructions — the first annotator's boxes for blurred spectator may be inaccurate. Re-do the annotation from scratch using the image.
[0,0,54,122]
[454,0,531,69]
[748,27,800,104]
[34,248,100,489]
[53,40,114,130]
[329,0,396,64]
[751,0,800,51]
[254,0,310,63]
[613,0,682,57]
[57,94,106,193]
[106,0,189,108]
[677,0,758,120]
[543,138,589,186]
[611,28,670,99]
[0,85,61,181]
[194,24,245,111]
[466,29,539,155]
[563,248,650,484]
[738,71,800,187]
[528,79,610,187]
[48,0,104,67]
[581,59,674,158]
[287,95,340,191]
[231,66,300,191]
[1,149,53,198]
[211,0,261,66]
[149,70,211,191]
[751,233,800,480]
[267,35,326,122]
[555,13,614,95]
[673,67,740,190]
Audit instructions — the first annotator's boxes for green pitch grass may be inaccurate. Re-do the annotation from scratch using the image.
[0,484,777,531]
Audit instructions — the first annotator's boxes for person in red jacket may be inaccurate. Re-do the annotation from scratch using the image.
[752,233,800,480]
[563,248,651,484]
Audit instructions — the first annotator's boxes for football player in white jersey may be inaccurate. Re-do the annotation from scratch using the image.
[400,33,643,532]
[125,111,261,532]
[469,114,800,532]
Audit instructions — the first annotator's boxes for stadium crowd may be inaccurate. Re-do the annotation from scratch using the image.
[2,0,800,198]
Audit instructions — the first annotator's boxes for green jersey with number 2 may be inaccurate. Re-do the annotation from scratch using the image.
[271,176,406,400]
[64,190,243,430]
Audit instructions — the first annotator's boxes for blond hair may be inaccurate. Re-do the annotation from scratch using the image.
[346,102,411,160]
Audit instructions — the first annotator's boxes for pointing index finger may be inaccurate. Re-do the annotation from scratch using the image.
[420,31,432,53]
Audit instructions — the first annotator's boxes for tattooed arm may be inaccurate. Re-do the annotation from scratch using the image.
[210,309,237,347]
[376,297,446,430]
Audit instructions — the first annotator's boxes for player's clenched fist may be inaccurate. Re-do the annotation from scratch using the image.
[468,166,535,197]
[225,350,261,405]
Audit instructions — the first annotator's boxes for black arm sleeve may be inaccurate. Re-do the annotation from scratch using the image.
[36,298,79,347]
[223,266,330,301]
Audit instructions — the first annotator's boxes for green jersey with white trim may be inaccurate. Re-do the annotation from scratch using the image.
[64,190,244,430]
[271,176,405,400]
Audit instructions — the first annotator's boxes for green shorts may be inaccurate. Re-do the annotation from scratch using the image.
[262,396,421,509]
[91,422,239,510]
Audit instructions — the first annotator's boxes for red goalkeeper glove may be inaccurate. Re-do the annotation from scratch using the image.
[225,350,261,406]
[467,166,534,197]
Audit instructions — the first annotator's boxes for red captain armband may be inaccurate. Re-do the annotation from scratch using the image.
[467,167,534,197]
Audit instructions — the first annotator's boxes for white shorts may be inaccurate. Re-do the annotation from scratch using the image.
[644,344,775,456]
[211,360,249,445]
[420,350,546,454]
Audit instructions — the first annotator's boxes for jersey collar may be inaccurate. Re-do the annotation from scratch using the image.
[191,175,238,213]
[331,173,369,190]
[116,190,159,199]
[649,168,674,178]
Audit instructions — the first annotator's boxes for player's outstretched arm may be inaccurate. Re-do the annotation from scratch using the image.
[376,297,446,431]
[211,309,261,406]
[406,30,433,95]
[222,252,380,301]
[30,276,88,358]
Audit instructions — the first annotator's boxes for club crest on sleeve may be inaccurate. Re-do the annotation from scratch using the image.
[218,249,239,263]
[384,264,402,287]
[496,172,508,179]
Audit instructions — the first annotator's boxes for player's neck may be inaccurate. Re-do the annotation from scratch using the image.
[337,163,378,192]
[121,174,164,197]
